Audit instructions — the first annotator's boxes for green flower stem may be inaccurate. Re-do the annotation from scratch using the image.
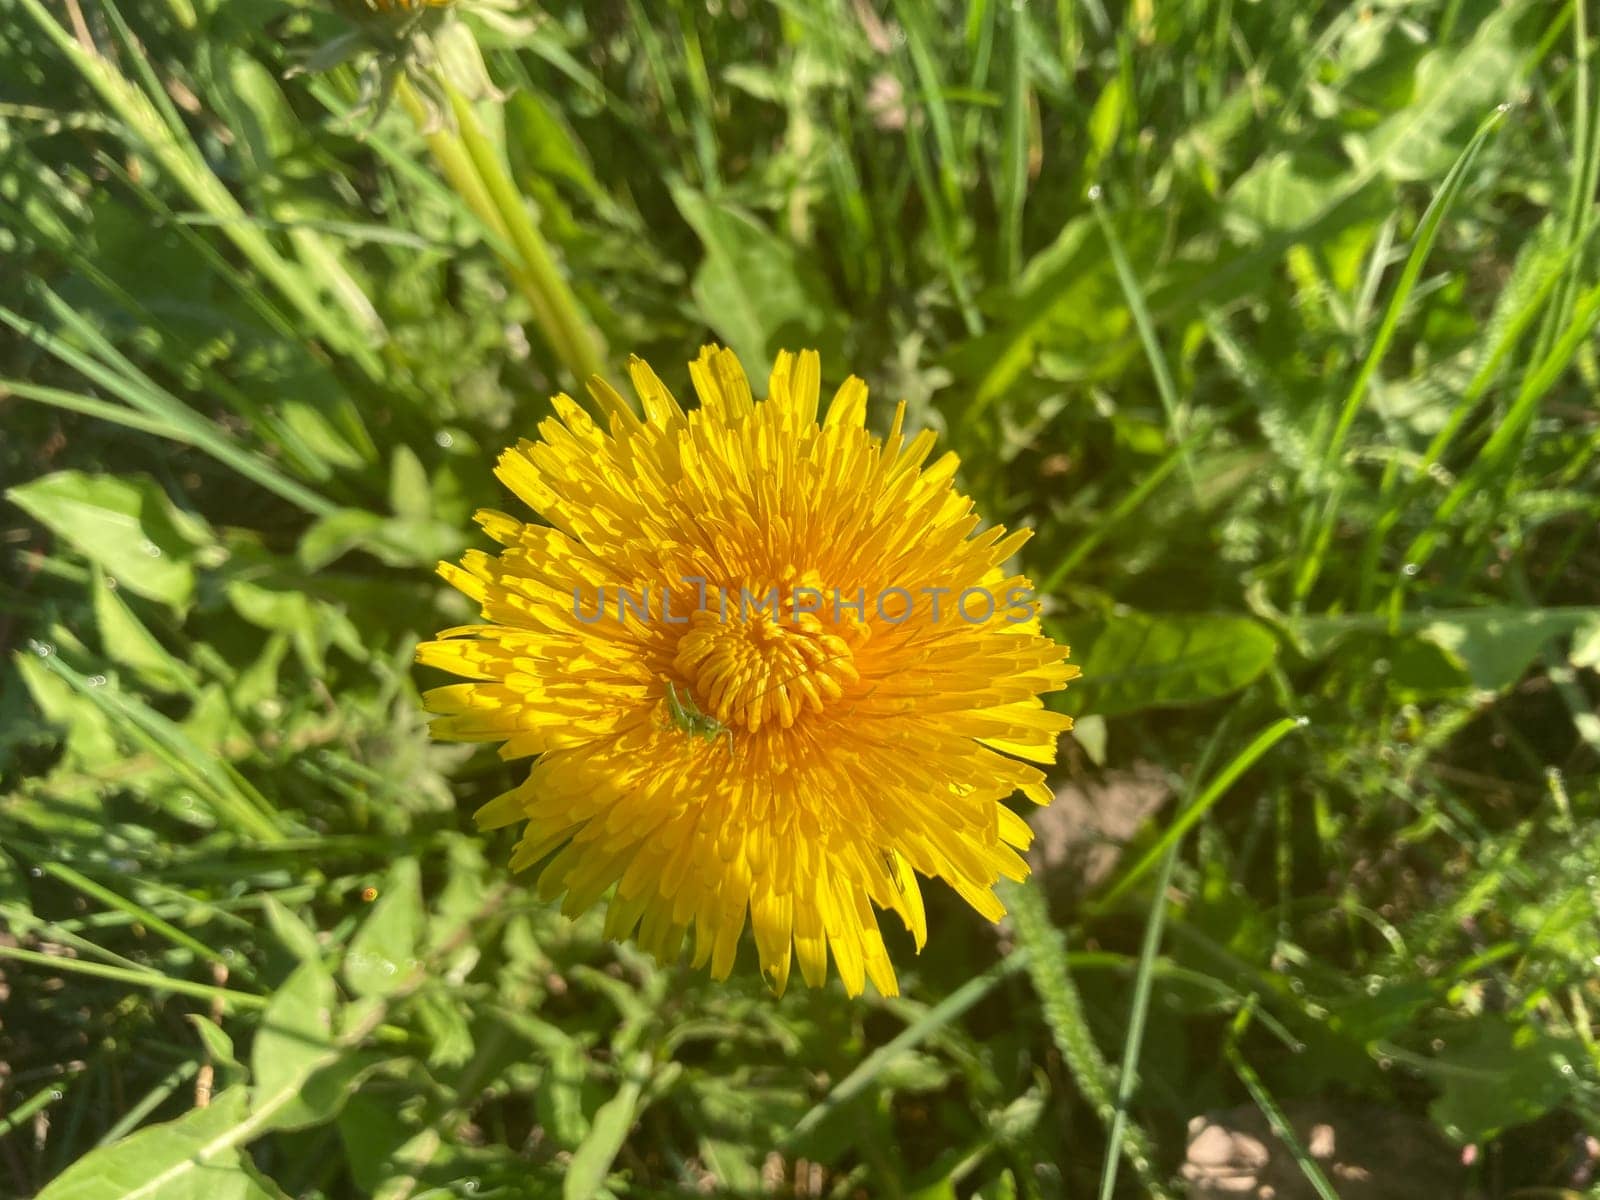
[445,78,609,389]
[399,72,610,400]
[392,75,565,344]
[392,75,504,247]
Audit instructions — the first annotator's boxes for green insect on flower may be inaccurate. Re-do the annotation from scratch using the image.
[660,680,736,756]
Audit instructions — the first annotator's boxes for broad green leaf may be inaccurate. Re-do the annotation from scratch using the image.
[1571,616,1600,670]
[1386,635,1474,695]
[1344,3,1530,183]
[270,1053,380,1135]
[210,49,297,175]
[536,1036,596,1150]
[1419,609,1579,690]
[505,87,608,208]
[428,835,491,947]
[336,1094,416,1196]
[251,957,371,1132]
[1053,612,1278,717]
[950,212,1153,411]
[224,580,364,674]
[262,894,324,964]
[372,515,467,567]
[32,1087,275,1200]
[413,987,474,1067]
[15,650,122,770]
[277,399,368,471]
[225,581,313,637]
[1069,713,1107,765]
[298,509,386,571]
[1082,75,1124,183]
[231,632,289,712]
[180,682,242,749]
[563,1052,650,1200]
[188,1014,244,1075]
[343,857,423,998]
[252,959,339,1110]
[92,569,198,695]
[297,508,461,572]
[7,471,216,608]
[1225,151,1356,238]
[1284,608,1600,690]
[1325,980,1436,1047]
[1428,1019,1579,1143]
[388,445,432,522]
[670,183,836,373]
[687,1073,809,1148]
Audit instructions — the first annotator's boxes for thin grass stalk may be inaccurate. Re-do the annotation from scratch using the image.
[1351,236,1571,613]
[997,0,1028,282]
[670,0,722,190]
[1095,714,1299,1197]
[40,861,248,982]
[1091,716,1306,914]
[40,654,288,845]
[1096,837,1181,1200]
[0,943,272,1012]
[1532,0,1599,369]
[0,306,337,517]
[1090,187,1199,499]
[785,951,1032,1151]
[1225,1002,1342,1200]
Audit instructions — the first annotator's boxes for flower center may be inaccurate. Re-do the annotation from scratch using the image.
[673,603,861,735]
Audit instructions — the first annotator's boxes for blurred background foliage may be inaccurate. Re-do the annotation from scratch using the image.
[2,0,1600,1196]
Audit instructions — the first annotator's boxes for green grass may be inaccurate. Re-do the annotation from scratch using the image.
[3,0,1600,1196]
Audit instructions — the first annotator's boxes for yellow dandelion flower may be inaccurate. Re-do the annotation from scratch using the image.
[418,347,1079,996]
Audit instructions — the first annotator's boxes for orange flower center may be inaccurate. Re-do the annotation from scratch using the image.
[672,599,862,735]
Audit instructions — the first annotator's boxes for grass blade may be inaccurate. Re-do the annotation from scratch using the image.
[1092,716,1306,914]
[1393,274,1600,611]
[1096,834,1182,1200]
[15,0,384,380]
[0,300,336,517]
[996,0,1029,281]
[1292,104,1508,606]
[0,944,270,1012]
[1225,1002,1341,1200]
[784,950,1031,1151]
[1089,186,1198,498]
[35,651,288,845]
